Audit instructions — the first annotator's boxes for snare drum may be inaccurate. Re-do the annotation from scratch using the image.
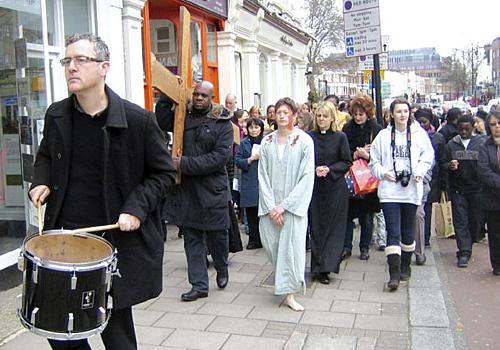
[17,230,117,340]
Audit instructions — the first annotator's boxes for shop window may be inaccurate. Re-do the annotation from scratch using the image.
[190,21,202,82]
[150,20,177,71]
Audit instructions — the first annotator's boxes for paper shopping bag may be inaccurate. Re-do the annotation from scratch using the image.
[350,159,379,196]
[432,192,455,238]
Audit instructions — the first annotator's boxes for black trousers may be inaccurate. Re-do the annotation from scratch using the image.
[486,210,500,270]
[245,206,261,246]
[48,307,136,350]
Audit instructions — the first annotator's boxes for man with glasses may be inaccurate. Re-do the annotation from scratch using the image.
[29,33,176,349]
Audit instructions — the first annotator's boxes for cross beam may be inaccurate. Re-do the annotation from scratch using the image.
[150,6,191,184]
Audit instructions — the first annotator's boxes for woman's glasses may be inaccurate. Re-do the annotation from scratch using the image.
[489,121,500,127]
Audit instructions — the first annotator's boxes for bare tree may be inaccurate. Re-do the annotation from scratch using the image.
[304,0,344,102]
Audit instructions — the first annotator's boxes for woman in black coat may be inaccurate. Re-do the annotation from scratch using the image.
[309,102,352,284]
[235,117,265,249]
[477,109,500,275]
[341,93,382,260]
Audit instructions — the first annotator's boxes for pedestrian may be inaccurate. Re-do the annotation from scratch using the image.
[369,98,434,291]
[414,108,446,252]
[444,115,485,268]
[297,111,314,131]
[29,33,176,349]
[309,102,352,284]
[477,109,500,275]
[258,97,315,311]
[164,81,234,301]
[341,93,382,261]
[439,107,461,143]
[235,117,265,250]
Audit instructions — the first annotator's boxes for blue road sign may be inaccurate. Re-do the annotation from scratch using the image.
[344,1,353,11]
[346,37,354,46]
[346,47,355,56]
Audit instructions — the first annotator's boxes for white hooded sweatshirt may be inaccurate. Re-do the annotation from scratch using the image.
[369,122,434,206]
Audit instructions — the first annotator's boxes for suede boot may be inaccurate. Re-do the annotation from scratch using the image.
[400,251,413,281]
[387,254,401,291]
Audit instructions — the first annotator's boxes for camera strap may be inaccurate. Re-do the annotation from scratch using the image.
[391,124,412,176]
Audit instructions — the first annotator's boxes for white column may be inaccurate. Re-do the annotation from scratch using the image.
[98,0,126,98]
[268,52,281,104]
[122,0,146,106]
[217,31,237,103]
[297,62,308,103]
[240,41,260,110]
[280,55,291,98]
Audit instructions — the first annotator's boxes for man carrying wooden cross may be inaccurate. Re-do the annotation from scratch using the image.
[160,81,234,301]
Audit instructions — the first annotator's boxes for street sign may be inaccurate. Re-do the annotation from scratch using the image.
[345,27,382,57]
[359,53,388,70]
[343,0,381,57]
[343,0,379,13]
[344,7,380,31]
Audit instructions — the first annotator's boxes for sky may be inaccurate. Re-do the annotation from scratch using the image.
[375,0,500,57]
[306,0,500,57]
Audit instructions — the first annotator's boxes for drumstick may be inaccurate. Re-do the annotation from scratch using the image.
[71,223,120,234]
[38,205,43,236]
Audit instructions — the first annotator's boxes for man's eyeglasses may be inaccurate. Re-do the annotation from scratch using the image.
[59,56,104,67]
[489,121,500,127]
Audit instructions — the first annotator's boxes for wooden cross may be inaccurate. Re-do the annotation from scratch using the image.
[150,6,191,184]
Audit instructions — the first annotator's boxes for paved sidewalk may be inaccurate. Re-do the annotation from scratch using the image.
[1,226,456,349]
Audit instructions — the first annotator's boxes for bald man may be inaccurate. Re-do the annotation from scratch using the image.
[165,81,234,301]
[225,93,238,117]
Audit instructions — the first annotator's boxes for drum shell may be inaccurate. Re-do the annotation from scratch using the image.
[18,231,116,339]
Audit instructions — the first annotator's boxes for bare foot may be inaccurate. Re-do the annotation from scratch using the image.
[282,294,304,312]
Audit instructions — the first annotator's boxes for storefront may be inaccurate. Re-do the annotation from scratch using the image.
[143,0,228,109]
[0,0,146,270]
[217,0,311,110]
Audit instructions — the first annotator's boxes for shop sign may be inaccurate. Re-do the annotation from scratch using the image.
[280,35,294,47]
[184,0,228,18]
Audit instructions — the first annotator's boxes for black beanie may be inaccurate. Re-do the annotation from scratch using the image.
[414,108,433,123]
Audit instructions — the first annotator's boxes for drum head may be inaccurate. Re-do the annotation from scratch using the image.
[25,233,113,264]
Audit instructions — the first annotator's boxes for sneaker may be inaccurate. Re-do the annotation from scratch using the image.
[457,255,469,268]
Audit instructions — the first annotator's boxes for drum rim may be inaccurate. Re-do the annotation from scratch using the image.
[21,231,116,271]
[18,309,111,340]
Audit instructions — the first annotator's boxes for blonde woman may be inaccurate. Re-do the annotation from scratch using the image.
[308,102,352,284]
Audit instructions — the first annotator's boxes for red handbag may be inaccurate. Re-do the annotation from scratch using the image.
[350,159,379,195]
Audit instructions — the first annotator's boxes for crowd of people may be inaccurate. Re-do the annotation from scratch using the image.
[219,90,500,298]
[27,32,500,349]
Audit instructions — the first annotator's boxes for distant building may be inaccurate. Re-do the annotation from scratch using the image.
[492,37,500,97]
[388,47,443,78]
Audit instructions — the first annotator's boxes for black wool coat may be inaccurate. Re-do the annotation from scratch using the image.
[30,86,176,309]
[164,104,233,231]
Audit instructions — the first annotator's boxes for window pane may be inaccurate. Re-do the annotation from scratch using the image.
[157,42,170,53]
[63,0,90,39]
[157,28,170,40]
[207,24,216,62]
[190,22,202,82]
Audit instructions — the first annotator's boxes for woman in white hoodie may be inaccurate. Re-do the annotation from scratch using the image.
[369,99,434,291]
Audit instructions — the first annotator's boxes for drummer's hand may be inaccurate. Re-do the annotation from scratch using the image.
[118,213,140,231]
[29,185,50,207]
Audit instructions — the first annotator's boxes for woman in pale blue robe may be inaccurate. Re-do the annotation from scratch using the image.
[258,97,315,311]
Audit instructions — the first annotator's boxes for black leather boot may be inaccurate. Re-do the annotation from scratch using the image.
[400,251,412,281]
[387,254,401,291]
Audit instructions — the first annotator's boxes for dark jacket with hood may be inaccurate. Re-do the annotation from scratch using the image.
[30,86,176,309]
[444,134,484,194]
[164,103,234,230]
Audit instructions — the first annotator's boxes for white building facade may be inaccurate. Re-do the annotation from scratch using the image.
[217,0,311,110]
[0,0,145,269]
